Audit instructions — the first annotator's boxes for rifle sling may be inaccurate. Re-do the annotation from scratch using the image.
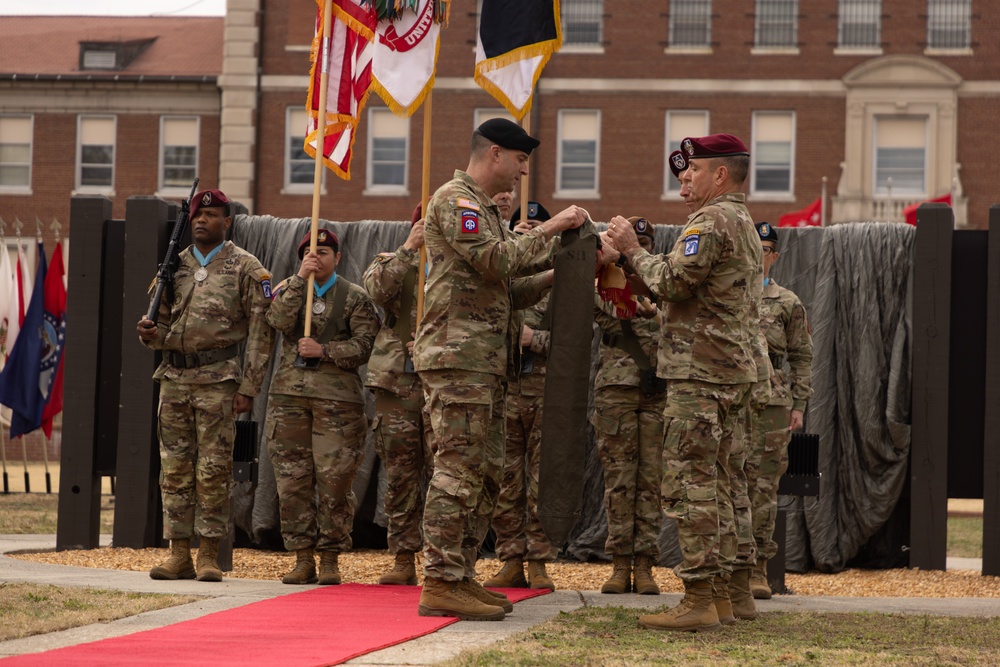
[611,320,652,372]
[392,266,416,347]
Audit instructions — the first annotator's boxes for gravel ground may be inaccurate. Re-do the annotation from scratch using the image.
[9,548,1000,598]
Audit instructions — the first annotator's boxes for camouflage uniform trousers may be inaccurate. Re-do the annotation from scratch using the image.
[724,379,770,572]
[491,390,558,563]
[746,404,792,561]
[265,394,368,553]
[419,368,505,582]
[592,385,665,558]
[661,379,750,582]
[372,382,431,555]
[157,379,237,540]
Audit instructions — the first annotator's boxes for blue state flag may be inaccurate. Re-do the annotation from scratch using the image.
[0,242,48,438]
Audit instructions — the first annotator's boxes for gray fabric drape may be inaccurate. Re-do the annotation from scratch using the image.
[225,215,916,574]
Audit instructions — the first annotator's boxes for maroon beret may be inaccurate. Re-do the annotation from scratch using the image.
[297,228,340,259]
[628,216,655,243]
[189,189,230,219]
[410,202,422,225]
[668,149,688,180]
[681,133,749,160]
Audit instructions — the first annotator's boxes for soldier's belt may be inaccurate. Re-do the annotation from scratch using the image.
[769,353,785,369]
[166,344,240,369]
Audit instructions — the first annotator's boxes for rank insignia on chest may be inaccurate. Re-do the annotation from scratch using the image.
[684,234,700,256]
[461,209,479,233]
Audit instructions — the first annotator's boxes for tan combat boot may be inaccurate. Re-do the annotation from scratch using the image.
[484,558,528,588]
[601,555,632,594]
[149,539,196,580]
[632,555,660,595]
[318,552,341,585]
[460,578,513,613]
[750,559,772,600]
[418,577,506,621]
[712,574,737,626]
[281,548,318,585]
[527,561,556,591]
[729,568,758,620]
[378,551,418,585]
[638,579,721,633]
[195,537,223,582]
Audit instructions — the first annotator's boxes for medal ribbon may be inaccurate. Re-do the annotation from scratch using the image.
[192,242,225,267]
[314,272,338,299]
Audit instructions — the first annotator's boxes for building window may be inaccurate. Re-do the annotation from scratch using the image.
[927,0,971,50]
[285,107,314,189]
[77,116,115,189]
[669,0,712,48]
[159,117,198,191]
[752,112,795,196]
[0,116,32,190]
[557,110,600,194]
[474,109,515,129]
[755,0,798,48]
[838,0,881,48]
[664,110,708,194]
[367,108,408,191]
[874,116,927,196]
[561,0,603,46]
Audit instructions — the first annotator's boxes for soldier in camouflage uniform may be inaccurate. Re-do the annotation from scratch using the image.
[485,201,559,592]
[137,188,273,583]
[747,221,813,599]
[265,230,378,586]
[591,216,665,596]
[607,134,761,633]
[414,118,586,621]
[363,207,430,586]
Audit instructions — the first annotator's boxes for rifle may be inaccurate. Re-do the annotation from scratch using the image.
[146,178,199,321]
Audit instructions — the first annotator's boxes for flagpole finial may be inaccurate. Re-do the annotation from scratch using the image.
[13,217,23,238]
[35,217,43,242]
[0,216,5,239]
[50,218,62,242]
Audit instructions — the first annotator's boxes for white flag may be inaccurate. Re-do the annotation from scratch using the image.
[372,0,440,117]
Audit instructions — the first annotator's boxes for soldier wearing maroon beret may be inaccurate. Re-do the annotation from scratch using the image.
[606,133,763,631]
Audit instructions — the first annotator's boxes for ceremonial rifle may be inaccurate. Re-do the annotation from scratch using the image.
[146,178,199,321]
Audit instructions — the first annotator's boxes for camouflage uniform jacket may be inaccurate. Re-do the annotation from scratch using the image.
[508,293,551,397]
[144,241,273,397]
[266,274,378,404]
[593,296,661,390]
[414,169,555,376]
[627,192,760,385]
[761,279,813,411]
[363,244,421,395]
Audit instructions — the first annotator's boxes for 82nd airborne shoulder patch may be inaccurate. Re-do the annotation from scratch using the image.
[461,209,479,234]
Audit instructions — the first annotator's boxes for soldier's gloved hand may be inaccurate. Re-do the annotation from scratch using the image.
[136,317,158,341]
[298,337,324,359]
[233,393,253,414]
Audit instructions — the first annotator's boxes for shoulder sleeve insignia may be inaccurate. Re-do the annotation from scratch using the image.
[461,209,480,234]
[259,272,272,299]
[457,197,481,211]
[683,235,700,257]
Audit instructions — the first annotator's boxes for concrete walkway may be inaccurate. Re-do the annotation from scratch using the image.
[1,535,998,666]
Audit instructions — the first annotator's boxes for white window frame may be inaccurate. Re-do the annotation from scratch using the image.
[925,0,972,53]
[753,0,799,54]
[0,115,33,195]
[836,0,882,53]
[555,109,600,199]
[560,0,605,53]
[750,111,796,201]
[872,116,928,198]
[365,107,409,196]
[662,110,709,198]
[157,116,199,196]
[667,0,713,52]
[283,106,323,195]
[75,115,116,195]
[474,108,515,130]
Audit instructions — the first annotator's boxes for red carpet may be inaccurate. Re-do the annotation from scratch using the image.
[1,585,548,667]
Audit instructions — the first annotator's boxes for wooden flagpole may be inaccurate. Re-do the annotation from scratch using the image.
[304,0,334,338]
[416,93,432,321]
[519,114,530,222]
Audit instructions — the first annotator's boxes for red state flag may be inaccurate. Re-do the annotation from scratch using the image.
[40,243,66,438]
[778,197,822,228]
[903,193,952,226]
[304,0,377,180]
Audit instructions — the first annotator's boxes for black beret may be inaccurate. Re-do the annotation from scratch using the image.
[755,221,778,246]
[476,118,540,155]
[510,201,551,224]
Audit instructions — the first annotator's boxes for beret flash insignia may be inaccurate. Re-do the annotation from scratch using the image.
[201,192,212,205]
